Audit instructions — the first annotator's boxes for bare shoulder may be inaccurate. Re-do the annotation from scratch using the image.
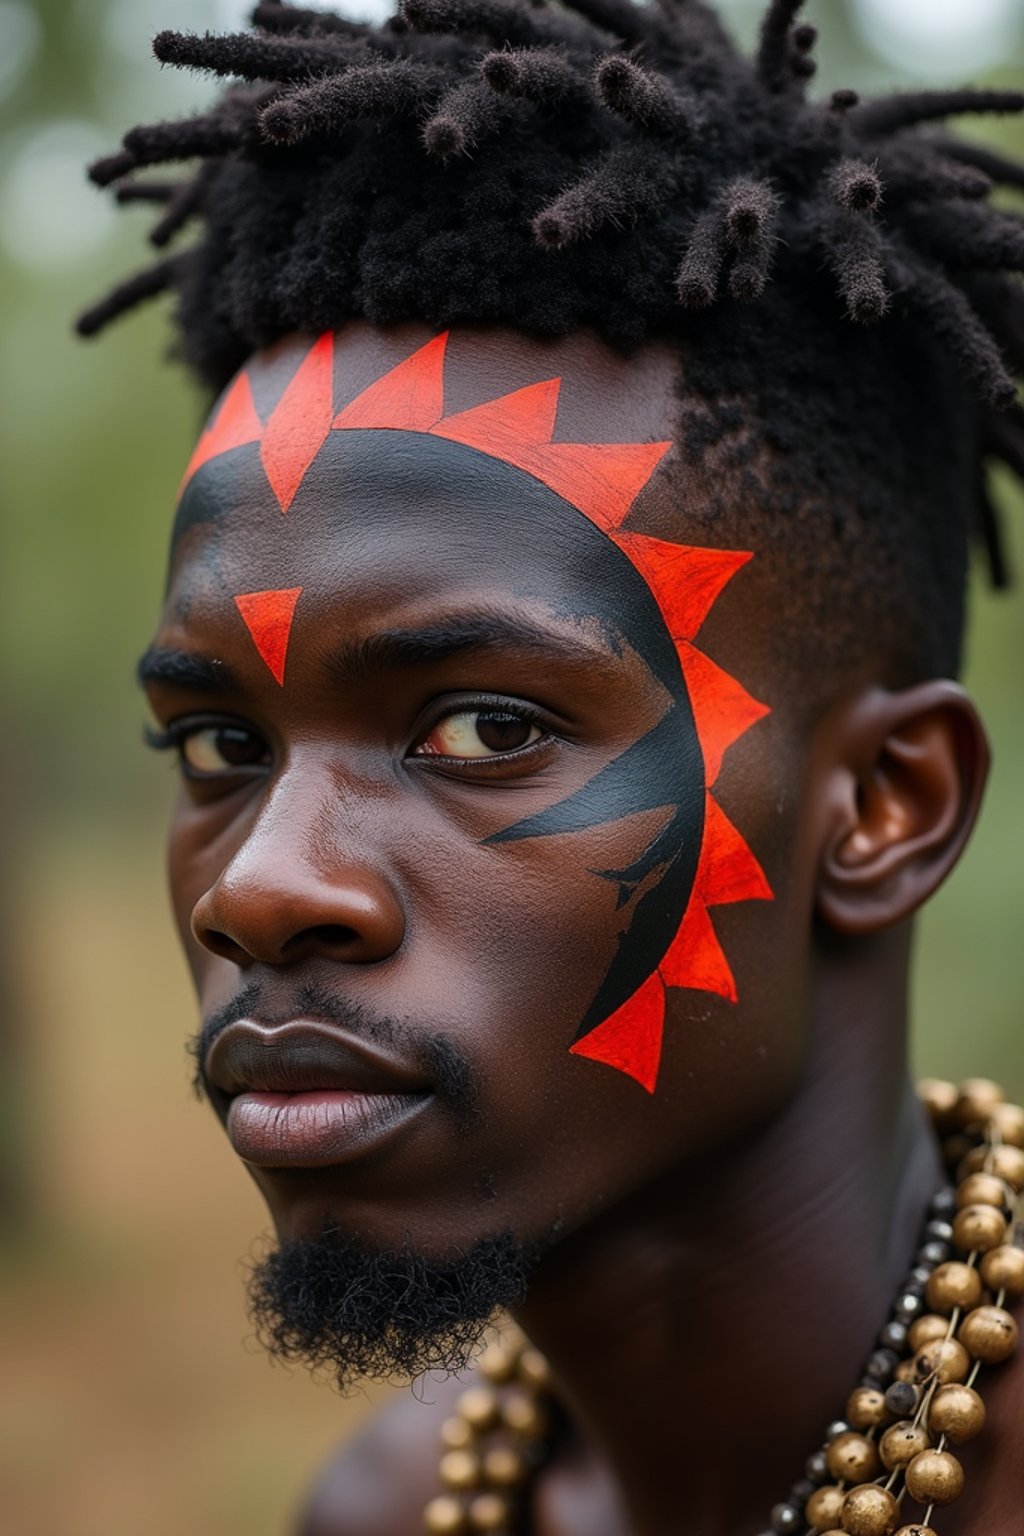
[297,1373,470,1536]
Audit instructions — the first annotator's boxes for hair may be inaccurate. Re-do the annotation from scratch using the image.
[79,0,1024,687]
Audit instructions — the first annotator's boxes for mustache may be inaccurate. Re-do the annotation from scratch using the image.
[186,980,480,1131]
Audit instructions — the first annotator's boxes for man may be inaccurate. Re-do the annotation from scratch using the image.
[80,1,1024,1532]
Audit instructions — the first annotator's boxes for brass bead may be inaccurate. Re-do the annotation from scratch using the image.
[840,1483,899,1536]
[516,1347,551,1389]
[914,1336,969,1384]
[893,1359,918,1384]
[424,1495,467,1534]
[958,1303,1019,1364]
[467,1492,509,1531]
[980,1243,1024,1297]
[806,1485,847,1530]
[481,1447,526,1487]
[927,1383,986,1443]
[952,1203,1007,1254]
[918,1078,958,1125]
[954,1077,1004,1128]
[986,1144,1024,1191]
[892,1527,938,1536]
[956,1171,1009,1209]
[826,1431,880,1483]
[879,1419,930,1470]
[907,1314,950,1351]
[501,1389,547,1438]
[441,1416,474,1451]
[457,1388,500,1431]
[989,1101,1024,1148]
[904,1447,965,1505]
[846,1386,887,1429]
[477,1344,517,1384]
[440,1450,481,1492]
[925,1261,982,1314]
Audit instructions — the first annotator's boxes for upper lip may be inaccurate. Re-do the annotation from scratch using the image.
[205,1020,433,1099]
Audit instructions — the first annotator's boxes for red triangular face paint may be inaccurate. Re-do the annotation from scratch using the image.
[569,970,666,1094]
[234,587,302,685]
[334,332,448,432]
[260,333,336,513]
[180,371,263,491]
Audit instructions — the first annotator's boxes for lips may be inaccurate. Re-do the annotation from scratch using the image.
[205,1020,432,1169]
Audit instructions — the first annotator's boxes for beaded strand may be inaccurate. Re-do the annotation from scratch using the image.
[423,1077,1023,1536]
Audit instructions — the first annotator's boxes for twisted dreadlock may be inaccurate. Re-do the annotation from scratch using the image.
[80,0,1024,682]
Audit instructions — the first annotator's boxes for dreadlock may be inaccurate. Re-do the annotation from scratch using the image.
[79,0,1024,683]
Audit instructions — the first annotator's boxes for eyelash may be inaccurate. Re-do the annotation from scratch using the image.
[143,699,555,774]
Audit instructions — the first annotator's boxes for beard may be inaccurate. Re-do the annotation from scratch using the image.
[245,1222,534,1391]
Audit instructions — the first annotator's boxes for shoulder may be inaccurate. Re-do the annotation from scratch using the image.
[297,1373,469,1536]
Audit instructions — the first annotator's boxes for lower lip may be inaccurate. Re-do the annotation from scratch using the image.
[226,1089,429,1169]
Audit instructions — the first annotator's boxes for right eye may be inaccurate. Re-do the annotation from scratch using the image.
[146,722,270,779]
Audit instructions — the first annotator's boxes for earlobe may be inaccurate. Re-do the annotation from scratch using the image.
[816,682,990,936]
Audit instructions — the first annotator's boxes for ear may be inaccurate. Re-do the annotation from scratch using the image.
[816,681,990,935]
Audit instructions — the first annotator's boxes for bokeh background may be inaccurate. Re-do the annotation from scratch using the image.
[1,2,1022,1533]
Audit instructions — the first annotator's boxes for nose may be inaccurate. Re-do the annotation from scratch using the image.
[190,783,406,969]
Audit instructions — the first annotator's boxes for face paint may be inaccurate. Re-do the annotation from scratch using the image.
[178,334,772,1093]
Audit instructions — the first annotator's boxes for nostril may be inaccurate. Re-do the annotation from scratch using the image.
[284,924,361,955]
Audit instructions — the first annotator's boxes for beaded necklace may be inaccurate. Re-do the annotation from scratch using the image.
[423,1077,1024,1536]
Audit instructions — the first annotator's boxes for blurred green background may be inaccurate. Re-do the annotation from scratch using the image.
[1,2,1022,1533]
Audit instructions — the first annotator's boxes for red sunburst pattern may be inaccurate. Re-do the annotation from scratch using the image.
[181,332,773,1092]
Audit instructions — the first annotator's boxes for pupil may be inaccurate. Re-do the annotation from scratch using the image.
[217,727,263,765]
[476,712,531,752]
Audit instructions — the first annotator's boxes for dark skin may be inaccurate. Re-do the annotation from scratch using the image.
[141,324,1022,1535]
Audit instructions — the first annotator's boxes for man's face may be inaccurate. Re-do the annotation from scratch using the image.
[143,324,803,1262]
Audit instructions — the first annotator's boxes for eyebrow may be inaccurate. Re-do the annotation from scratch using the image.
[136,646,241,693]
[326,612,615,689]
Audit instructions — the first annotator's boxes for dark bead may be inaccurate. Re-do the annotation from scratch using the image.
[925,1219,955,1244]
[880,1321,909,1351]
[790,1478,815,1504]
[885,1380,919,1416]
[805,1450,828,1483]
[919,1240,951,1266]
[825,1419,850,1441]
[770,1503,801,1533]
[865,1348,898,1383]
[930,1187,957,1217]
[894,1292,924,1323]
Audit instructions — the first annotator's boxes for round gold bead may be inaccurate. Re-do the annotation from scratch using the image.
[481,1447,526,1487]
[989,1101,1024,1148]
[806,1485,847,1530]
[840,1482,899,1535]
[424,1494,467,1534]
[893,1527,938,1536]
[894,1358,918,1383]
[826,1431,881,1483]
[457,1388,500,1431]
[925,1261,982,1314]
[501,1389,547,1438]
[918,1078,958,1125]
[477,1344,517,1384]
[954,1077,1004,1128]
[927,1382,986,1443]
[914,1336,969,1384]
[516,1348,551,1389]
[467,1492,509,1531]
[956,1171,1009,1209]
[952,1203,1007,1254]
[980,1243,1024,1297]
[986,1144,1024,1190]
[879,1419,930,1470]
[958,1303,1019,1363]
[440,1450,481,1492]
[907,1314,950,1351]
[846,1386,888,1429]
[904,1447,965,1505]
[441,1416,474,1451]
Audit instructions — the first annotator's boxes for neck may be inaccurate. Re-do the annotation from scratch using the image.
[514,930,945,1536]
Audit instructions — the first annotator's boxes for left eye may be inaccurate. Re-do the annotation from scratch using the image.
[415,709,542,759]
[180,725,269,775]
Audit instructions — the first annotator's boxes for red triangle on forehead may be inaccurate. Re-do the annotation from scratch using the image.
[333,331,448,432]
[499,441,671,529]
[260,333,336,513]
[234,587,302,686]
[181,371,262,489]
[613,533,751,640]
[569,970,665,1093]
[431,378,561,454]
